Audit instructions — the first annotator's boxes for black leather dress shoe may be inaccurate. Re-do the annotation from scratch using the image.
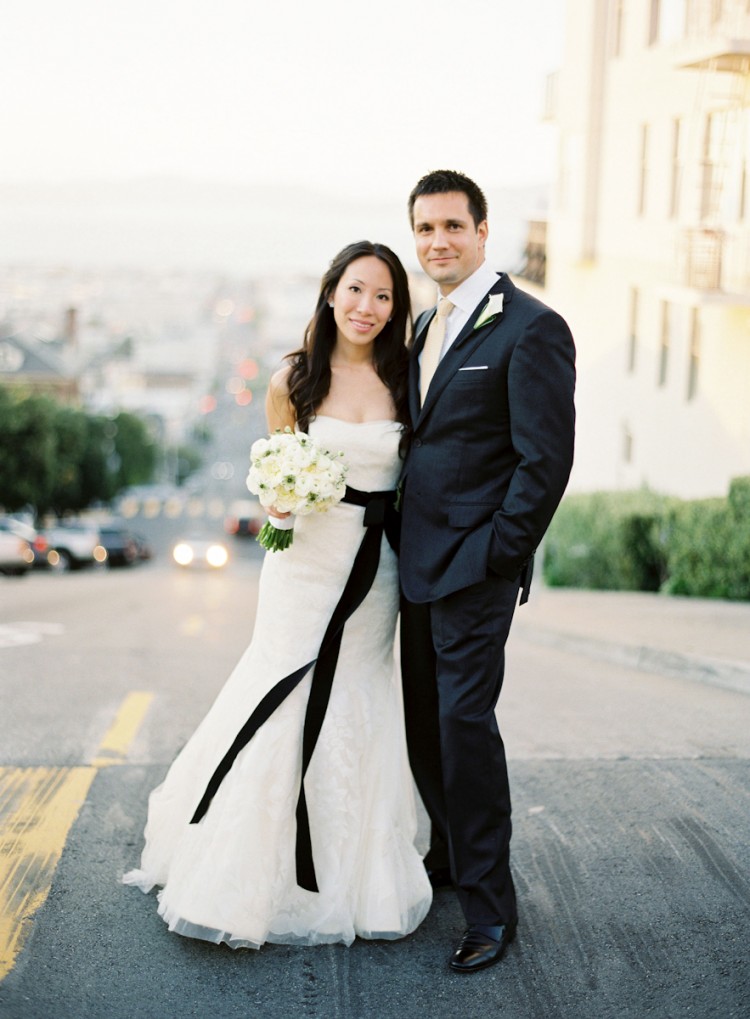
[425,865,453,889]
[449,922,517,973]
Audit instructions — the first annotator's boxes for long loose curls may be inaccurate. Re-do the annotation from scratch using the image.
[284,241,412,451]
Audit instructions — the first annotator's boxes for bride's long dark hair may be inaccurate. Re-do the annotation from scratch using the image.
[285,241,411,450]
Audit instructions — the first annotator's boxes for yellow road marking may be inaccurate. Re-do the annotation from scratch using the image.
[0,767,96,978]
[0,691,154,980]
[90,691,154,768]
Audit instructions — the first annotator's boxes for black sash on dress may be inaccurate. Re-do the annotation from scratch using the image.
[189,486,398,893]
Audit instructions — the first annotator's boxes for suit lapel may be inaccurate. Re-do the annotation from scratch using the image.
[450,275,514,352]
[415,275,515,428]
[409,308,434,424]
[411,308,435,358]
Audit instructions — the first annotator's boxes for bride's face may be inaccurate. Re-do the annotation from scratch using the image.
[330,256,394,351]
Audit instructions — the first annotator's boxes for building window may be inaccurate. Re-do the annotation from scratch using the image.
[658,301,670,386]
[669,119,682,218]
[649,0,660,43]
[628,288,639,372]
[740,158,747,221]
[558,136,568,212]
[610,0,625,56]
[623,423,634,464]
[638,124,649,215]
[687,308,700,400]
[700,113,715,220]
[664,0,687,39]
[651,0,686,43]
[701,111,727,221]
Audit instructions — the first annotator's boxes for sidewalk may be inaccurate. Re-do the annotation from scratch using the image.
[513,585,750,695]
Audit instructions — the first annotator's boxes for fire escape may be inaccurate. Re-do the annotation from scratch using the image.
[676,1,750,298]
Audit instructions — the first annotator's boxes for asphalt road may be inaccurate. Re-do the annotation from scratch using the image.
[1,563,749,1019]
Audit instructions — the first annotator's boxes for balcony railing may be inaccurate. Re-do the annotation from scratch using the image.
[677,3,750,72]
[677,227,750,295]
[516,220,547,287]
[686,1,750,37]
[681,228,723,289]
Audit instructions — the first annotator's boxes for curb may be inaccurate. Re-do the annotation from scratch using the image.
[514,624,750,697]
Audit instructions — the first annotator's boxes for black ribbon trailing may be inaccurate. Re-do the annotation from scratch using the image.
[189,485,398,893]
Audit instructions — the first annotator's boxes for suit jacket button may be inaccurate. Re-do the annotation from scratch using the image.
[413,438,423,447]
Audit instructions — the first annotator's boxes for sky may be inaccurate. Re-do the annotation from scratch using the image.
[0,1,566,275]
[2,0,565,198]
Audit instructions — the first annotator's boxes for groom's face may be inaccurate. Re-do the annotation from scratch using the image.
[412,191,488,295]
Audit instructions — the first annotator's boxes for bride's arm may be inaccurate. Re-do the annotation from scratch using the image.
[264,367,295,520]
[265,366,296,433]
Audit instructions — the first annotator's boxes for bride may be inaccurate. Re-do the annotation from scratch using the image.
[123,241,432,949]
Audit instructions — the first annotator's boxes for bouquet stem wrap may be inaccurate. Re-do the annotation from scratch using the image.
[256,514,295,552]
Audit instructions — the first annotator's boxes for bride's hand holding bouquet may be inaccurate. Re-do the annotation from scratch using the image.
[246,427,348,552]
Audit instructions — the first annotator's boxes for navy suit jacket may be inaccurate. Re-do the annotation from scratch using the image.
[399,273,576,604]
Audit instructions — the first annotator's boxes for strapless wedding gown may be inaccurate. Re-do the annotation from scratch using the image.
[123,417,432,948]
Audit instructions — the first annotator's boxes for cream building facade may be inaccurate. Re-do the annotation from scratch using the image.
[541,0,750,498]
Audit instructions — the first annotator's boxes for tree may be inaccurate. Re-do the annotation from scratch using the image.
[111,411,157,490]
[174,444,202,485]
[0,389,57,515]
[47,405,89,513]
[73,414,117,511]
[0,388,157,517]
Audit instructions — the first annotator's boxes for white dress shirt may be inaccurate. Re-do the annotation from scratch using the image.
[424,262,501,363]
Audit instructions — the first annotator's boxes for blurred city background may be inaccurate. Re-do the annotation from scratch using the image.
[2,0,749,592]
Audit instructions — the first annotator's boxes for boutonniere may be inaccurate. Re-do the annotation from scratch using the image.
[473,293,504,330]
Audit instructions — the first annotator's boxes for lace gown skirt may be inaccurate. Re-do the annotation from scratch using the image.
[123,418,432,948]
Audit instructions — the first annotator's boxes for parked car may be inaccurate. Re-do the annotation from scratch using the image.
[0,516,35,576]
[0,516,57,569]
[29,529,54,568]
[97,523,152,567]
[172,534,229,569]
[224,499,264,538]
[40,521,107,571]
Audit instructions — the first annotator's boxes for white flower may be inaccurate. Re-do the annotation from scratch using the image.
[246,429,348,550]
[473,292,504,330]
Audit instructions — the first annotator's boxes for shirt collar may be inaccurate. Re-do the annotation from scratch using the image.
[438,262,501,314]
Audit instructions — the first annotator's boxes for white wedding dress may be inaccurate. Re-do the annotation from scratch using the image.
[123,417,432,949]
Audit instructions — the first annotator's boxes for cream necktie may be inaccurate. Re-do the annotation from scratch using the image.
[420,297,454,403]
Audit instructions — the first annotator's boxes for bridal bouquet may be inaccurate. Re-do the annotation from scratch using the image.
[246,428,348,551]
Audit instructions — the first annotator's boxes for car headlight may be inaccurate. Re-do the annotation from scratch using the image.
[173,542,194,566]
[206,544,228,568]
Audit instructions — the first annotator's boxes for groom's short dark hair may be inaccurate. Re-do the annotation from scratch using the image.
[408,170,488,229]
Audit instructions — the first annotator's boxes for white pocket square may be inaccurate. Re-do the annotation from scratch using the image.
[458,365,489,371]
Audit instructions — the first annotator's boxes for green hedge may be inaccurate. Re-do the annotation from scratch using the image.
[543,476,750,600]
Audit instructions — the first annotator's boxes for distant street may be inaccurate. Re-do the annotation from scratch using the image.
[1,562,749,1019]
[107,368,270,565]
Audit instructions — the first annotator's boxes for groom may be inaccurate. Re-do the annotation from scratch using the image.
[399,170,576,972]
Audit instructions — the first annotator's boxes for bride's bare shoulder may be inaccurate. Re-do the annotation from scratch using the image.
[266,365,296,431]
[269,364,293,396]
